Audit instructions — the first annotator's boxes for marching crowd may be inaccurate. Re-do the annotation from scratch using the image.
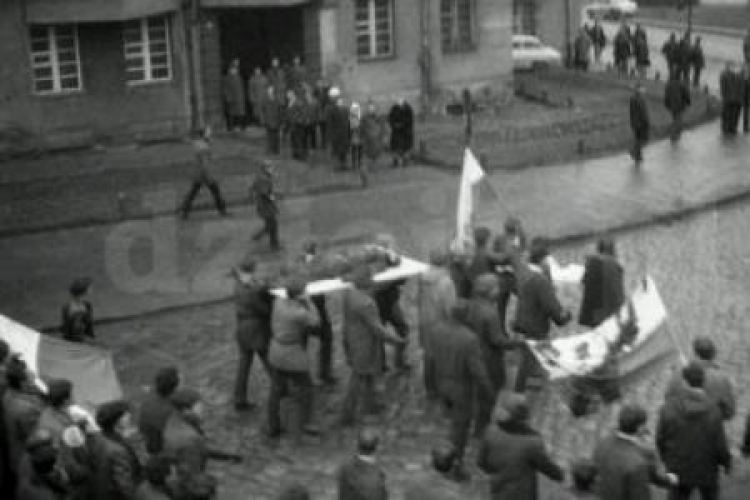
[3,219,750,500]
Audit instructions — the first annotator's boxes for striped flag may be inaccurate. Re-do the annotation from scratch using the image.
[455,148,486,251]
[0,314,122,408]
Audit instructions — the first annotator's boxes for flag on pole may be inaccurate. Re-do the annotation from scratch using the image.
[0,314,122,407]
[455,148,486,251]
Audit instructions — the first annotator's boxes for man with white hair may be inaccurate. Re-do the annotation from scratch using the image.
[326,87,351,170]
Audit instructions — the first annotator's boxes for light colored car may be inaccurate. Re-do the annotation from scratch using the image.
[512,35,563,71]
[584,0,638,21]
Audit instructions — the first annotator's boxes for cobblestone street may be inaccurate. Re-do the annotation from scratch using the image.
[96,199,750,500]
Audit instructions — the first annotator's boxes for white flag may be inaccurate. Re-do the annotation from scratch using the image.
[455,149,485,251]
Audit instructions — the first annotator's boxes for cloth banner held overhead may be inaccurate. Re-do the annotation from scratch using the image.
[528,276,672,381]
[455,148,486,252]
[0,314,123,407]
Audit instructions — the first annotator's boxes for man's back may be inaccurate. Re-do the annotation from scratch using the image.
[431,319,486,401]
[514,267,567,339]
[138,393,174,455]
[338,456,388,500]
[593,434,654,500]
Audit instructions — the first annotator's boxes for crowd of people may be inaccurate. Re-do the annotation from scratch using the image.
[221,56,416,188]
[3,215,750,499]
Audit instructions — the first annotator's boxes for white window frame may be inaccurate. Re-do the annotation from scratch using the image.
[123,16,173,85]
[441,0,477,54]
[355,0,395,61]
[29,25,83,95]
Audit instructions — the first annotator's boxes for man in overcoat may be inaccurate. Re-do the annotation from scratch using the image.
[251,161,281,252]
[578,237,625,328]
[629,83,650,163]
[664,70,691,141]
[388,98,414,167]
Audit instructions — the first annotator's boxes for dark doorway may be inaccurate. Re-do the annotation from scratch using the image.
[218,7,305,76]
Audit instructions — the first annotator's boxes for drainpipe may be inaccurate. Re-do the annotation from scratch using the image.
[186,0,205,131]
[418,0,432,117]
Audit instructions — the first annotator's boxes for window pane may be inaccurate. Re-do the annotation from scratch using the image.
[152,67,170,79]
[31,39,50,53]
[151,54,169,66]
[35,80,54,92]
[149,42,168,54]
[127,69,146,82]
[59,64,78,77]
[33,67,53,79]
[30,26,48,39]
[32,54,51,65]
[60,77,79,89]
[56,26,74,38]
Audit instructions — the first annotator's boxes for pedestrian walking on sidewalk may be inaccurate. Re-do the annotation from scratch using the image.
[629,84,650,163]
[690,37,705,88]
[676,34,692,83]
[614,24,631,78]
[180,127,228,219]
[662,33,679,80]
[664,73,691,142]
[250,161,281,252]
[633,25,649,80]
[588,20,606,67]
[720,62,744,135]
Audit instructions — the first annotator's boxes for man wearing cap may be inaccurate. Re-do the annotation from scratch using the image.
[231,257,275,411]
[16,428,70,500]
[61,277,94,343]
[340,266,405,426]
[163,388,240,480]
[337,427,389,500]
[664,337,735,421]
[656,362,731,500]
[593,404,676,500]
[179,127,229,220]
[91,400,142,500]
[478,393,564,500]
[267,276,322,440]
[138,367,180,454]
[431,302,493,481]
[251,161,281,252]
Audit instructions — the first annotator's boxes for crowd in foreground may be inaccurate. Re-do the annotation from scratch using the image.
[3,221,750,499]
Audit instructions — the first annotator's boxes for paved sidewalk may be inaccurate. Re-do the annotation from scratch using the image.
[2,121,750,329]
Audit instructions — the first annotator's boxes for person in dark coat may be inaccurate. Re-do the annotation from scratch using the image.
[138,367,180,455]
[466,274,517,436]
[268,58,287,106]
[340,266,404,426]
[662,33,679,80]
[676,34,692,83]
[742,63,750,133]
[261,86,283,155]
[633,25,649,79]
[492,217,527,334]
[613,24,631,77]
[388,98,414,167]
[231,256,274,410]
[135,455,173,500]
[588,20,606,66]
[91,400,142,500]
[337,427,388,500]
[16,429,70,500]
[222,59,246,132]
[466,227,499,289]
[656,362,731,500]
[180,127,228,219]
[285,89,309,161]
[372,236,410,372]
[664,337,736,421]
[313,79,330,147]
[251,160,281,252]
[431,301,493,480]
[512,246,571,393]
[267,276,321,441]
[691,37,705,88]
[327,91,351,170]
[578,237,625,328]
[350,102,365,182]
[247,67,269,127]
[593,404,676,500]
[361,101,387,184]
[574,28,592,71]
[286,55,308,93]
[477,393,564,500]
[61,277,95,343]
[720,62,745,135]
[629,83,650,163]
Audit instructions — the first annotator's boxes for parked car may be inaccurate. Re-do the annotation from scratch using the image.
[512,35,563,71]
[584,0,638,22]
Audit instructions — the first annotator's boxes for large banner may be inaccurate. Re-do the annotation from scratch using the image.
[528,276,673,381]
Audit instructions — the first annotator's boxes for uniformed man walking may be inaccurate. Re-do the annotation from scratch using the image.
[180,126,229,219]
[251,160,281,252]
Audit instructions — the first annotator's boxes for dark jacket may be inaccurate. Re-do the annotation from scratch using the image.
[430,315,492,409]
[593,434,671,500]
[327,104,351,155]
[465,297,513,390]
[234,275,274,353]
[656,386,731,486]
[664,78,691,116]
[15,456,70,500]
[3,388,44,474]
[269,297,320,373]
[342,288,395,375]
[662,39,677,66]
[513,266,569,339]
[388,103,414,153]
[137,392,175,455]
[588,24,606,49]
[478,421,564,500]
[91,432,142,500]
[691,44,705,69]
[162,413,225,476]
[252,172,278,219]
[634,35,649,66]
[337,456,388,500]
[614,31,631,62]
[61,300,94,342]
[664,359,736,421]
[629,93,650,139]
[578,254,625,328]
[260,97,283,129]
[720,69,745,104]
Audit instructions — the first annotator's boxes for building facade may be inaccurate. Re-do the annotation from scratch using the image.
[513,0,587,60]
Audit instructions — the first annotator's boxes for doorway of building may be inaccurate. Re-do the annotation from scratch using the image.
[218,7,305,77]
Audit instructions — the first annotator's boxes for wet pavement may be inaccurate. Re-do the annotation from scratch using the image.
[2,121,749,330]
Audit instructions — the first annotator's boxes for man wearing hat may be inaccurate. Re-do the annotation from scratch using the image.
[138,366,180,454]
[340,266,405,427]
[61,277,94,343]
[267,276,322,440]
[162,388,240,480]
[91,400,142,499]
[231,256,275,411]
[593,404,677,500]
[477,393,564,500]
[251,160,282,252]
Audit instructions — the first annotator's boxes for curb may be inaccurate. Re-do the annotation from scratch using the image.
[635,17,745,39]
[36,183,750,334]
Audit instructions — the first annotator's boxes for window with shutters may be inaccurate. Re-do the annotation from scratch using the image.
[29,25,82,95]
[355,0,394,60]
[123,16,173,84]
[441,0,477,54]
